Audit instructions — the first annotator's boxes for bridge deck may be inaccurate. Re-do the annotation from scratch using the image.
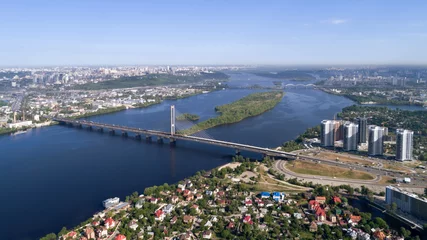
[53,118,295,158]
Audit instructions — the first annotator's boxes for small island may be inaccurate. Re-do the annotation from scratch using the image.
[176,113,200,121]
[253,70,315,81]
[178,91,284,135]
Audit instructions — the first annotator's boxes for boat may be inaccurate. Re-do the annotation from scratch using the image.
[102,197,120,208]
[11,130,27,136]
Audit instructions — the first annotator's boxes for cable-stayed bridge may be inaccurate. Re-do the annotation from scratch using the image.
[53,106,296,159]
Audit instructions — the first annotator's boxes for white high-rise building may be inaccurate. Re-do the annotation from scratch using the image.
[368,126,385,156]
[321,120,336,147]
[343,122,358,151]
[396,129,413,161]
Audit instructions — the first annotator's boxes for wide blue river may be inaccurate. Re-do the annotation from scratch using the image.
[0,72,424,239]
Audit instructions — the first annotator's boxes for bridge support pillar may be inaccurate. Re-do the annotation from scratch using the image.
[98,128,104,133]
[88,126,93,131]
[145,136,152,141]
[235,149,241,155]
[135,134,141,140]
[122,132,128,137]
[170,138,176,145]
[77,124,82,129]
[109,130,115,135]
[157,137,164,143]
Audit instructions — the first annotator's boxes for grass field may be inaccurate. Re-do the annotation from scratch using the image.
[286,161,375,180]
[314,152,373,165]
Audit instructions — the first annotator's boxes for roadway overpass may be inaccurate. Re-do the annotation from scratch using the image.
[53,117,296,159]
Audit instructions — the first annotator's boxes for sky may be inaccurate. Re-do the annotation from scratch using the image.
[1,0,427,66]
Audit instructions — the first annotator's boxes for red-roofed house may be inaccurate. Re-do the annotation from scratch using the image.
[155,209,165,221]
[115,234,127,240]
[227,222,235,229]
[308,200,320,211]
[315,208,326,222]
[349,215,362,226]
[67,231,77,239]
[243,215,253,225]
[183,189,191,197]
[105,217,116,229]
[245,200,253,206]
[333,196,342,204]
[315,196,326,204]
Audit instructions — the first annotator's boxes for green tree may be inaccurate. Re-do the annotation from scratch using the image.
[58,227,68,237]
[40,233,57,240]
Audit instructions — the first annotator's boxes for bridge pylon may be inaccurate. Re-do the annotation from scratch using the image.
[171,105,176,135]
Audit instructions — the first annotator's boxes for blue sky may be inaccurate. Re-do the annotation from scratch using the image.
[1,0,426,66]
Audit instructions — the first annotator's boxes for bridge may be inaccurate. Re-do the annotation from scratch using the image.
[53,106,296,159]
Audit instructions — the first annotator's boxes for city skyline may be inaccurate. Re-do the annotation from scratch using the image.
[1,0,427,66]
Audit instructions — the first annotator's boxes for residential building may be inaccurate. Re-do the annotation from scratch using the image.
[368,126,385,156]
[396,129,413,161]
[385,186,427,221]
[356,117,368,144]
[321,120,336,147]
[343,121,359,151]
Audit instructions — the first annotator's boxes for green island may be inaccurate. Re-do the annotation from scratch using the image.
[253,70,315,81]
[73,72,229,90]
[176,113,200,121]
[178,91,284,135]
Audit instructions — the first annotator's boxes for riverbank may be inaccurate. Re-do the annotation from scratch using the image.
[178,91,284,135]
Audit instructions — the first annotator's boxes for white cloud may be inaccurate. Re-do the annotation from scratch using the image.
[322,19,348,25]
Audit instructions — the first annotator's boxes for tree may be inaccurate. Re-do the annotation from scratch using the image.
[424,188,427,197]
[391,202,397,212]
[58,227,68,237]
[400,227,411,238]
[40,233,57,240]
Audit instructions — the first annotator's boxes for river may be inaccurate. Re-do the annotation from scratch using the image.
[0,72,410,239]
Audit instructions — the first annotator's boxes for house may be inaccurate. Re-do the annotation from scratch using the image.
[227,222,235,229]
[328,213,337,223]
[183,215,194,224]
[308,200,320,211]
[92,220,100,226]
[205,190,213,196]
[260,192,270,199]
[217,199,226,207]
[135,199,144,209]
[272,192,285,202]
[186,194,194,201]
[202,230,212,239]
[349,215,362,226]
[84,227,95,239]
[155,209,165,221]
[196,193,203,200]
[315,208,326,222]
[245,200,253,206]
[96,227,108,238]
[150,197,158,204]
[170,216,178,224]
[171,196,179,204]
[217,191,225,197]
[210,216,218,223]
[177,184,186,190]
[115,234,127,240]
[293,213,302,219]
[185,180,193,188]
[333,196,342,204]
[105,217,116,229]
[163,204,175,214]
[183,189,191,197]
[204,220,213,228]
[258,223,268,231]
[243,215,253,224]
[67,231,77,239]
[309,222,318,232]
[180,232,192,240]
[315,196,326,204]
[128,220,139,231]
[373,230,386,240]
[191,204,200,214]
[177,188,183,194]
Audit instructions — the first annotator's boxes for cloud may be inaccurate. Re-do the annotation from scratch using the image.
[322,19,348,25]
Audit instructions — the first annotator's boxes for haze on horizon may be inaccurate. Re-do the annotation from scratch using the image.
[1,0,427,66]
